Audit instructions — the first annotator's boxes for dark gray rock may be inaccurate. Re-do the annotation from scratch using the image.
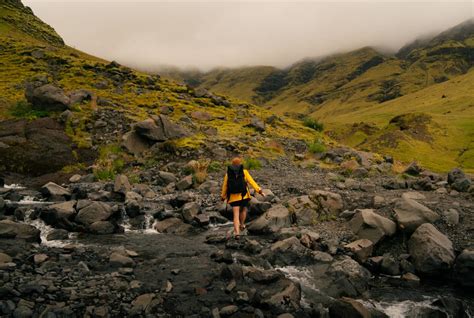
[447,168,471,192]
[0,220,40,242]
[454,249,474,287]
[408,223,455,275]
[25,84,70,111]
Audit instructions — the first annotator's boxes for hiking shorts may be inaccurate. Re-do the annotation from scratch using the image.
[229,198,251,208]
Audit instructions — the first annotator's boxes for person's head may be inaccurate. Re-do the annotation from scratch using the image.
[231,157,242,166]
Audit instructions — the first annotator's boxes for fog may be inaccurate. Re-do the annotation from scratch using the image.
[24,0,473,71]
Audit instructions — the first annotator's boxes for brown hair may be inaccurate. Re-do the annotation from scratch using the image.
[231,157,242,166]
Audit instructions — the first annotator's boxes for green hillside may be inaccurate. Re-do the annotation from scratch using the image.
[0,0,321,179]
[166,19,474,172]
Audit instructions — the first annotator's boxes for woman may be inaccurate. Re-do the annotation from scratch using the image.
[221,157,264,239]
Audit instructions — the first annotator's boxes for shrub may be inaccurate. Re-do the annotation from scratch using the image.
[244,158,262,170]
[303,117,324,131]
[308,139,326,154]
[207,161,222,173]
[9,101,50,119]
[185,159,210,184]
[93,144,125,180]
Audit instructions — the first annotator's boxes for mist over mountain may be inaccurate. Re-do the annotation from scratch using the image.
[24,0,472,71]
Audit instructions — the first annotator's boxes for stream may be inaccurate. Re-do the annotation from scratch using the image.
[2,184,473,317]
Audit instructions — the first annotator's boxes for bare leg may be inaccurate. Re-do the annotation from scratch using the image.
[232,206,240,236]
[239,206,247,230]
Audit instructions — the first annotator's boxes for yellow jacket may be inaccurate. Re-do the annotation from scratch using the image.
[221,169,261,203]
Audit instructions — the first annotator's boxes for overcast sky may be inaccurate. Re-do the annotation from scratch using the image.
[24,0,473,71]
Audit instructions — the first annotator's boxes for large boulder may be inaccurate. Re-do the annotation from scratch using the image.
[75,201,113,226]
[287,191,343,225]
[134,115,188,142]
[153,217,191,235]
[348,209,396,244]
[454,249,474,287]
[40,182,71,200]
[40,200,77,230]
[325,256,372,297]
[447,168,471,192]
[122,131,150,155]
[309,190,344,217]
[25,84,70,111]
[248,204,292,234]
[394,198,439,232]
[408,223,455,275]
[0,118,77,176]
[181,202,200,223]
[0,220,41,242]
[114,174,131,195]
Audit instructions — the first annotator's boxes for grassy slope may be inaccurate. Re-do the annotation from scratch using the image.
[165,21,474,172]
[0,1,319,164]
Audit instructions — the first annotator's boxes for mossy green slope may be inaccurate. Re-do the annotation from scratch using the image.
[0,0,321,174]
[167,19,474,172]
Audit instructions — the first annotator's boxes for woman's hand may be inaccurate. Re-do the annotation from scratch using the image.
[258,189,265,197]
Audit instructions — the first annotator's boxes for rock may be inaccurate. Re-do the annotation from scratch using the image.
[401,272,420,286]
[0,252,12,264]
[69,174,82,183]
[0,220,40,242]
[372,195,385,208]
[246,117,265,132]
[114,174,131,195]
[0,118,77,176]
[33,253,48,264]
[134,115,188,142]
[176,175,193,191]
[269,236,309,265]
[344,239,373,263]
[132,293,155,312]
[153,217,191,235]
[122,131,150,155]
[191,111,213,121]
[447,168,471,192]
[25,84,70,111]
[442,209,459,225]
[408,223,455,275]
[40,182,71,200]
[249,197,272,215]
[259,278,301,312]
[454,249,474,287]
[380,254,400,276]
[157,171,177,185]
[90,221,115,234]
[248,204,292,234]
[401,191,426,201]
[75,201,113,226]
[69,89,93,105]
[125,200,142,218]
[326,256,371,297]
[198,180,220,194]
[329,297,389,318]
[46,229,69,241]
[0,177,4,187]
[109,252,135,267]
[394,198,439,232]
[40,200,76,229]
[194,214,210,226]
[220,305,238,316]
[404,161,422,176]
[348,209,396,244]
[309,190,344,216]
[182,202,200,223]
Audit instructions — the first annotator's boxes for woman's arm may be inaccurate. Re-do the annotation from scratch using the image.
[244,170,262,194]
[221,173,228,200]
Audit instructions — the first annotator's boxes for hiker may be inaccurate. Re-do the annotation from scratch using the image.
[221,157,264,239]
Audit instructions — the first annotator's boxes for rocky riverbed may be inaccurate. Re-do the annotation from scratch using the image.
[0,158,473,317]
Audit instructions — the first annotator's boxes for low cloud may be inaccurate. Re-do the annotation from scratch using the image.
[25,1,472,70]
